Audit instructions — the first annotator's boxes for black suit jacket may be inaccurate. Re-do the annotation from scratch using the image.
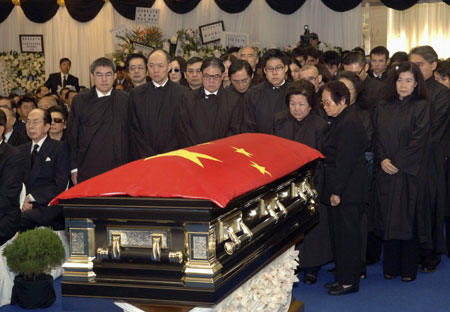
[18,136,70,207]
[45,72,80,93]
[6,129,30,147]
[0,141,26,245]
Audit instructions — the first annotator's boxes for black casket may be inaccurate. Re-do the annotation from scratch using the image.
[52,133,323,306]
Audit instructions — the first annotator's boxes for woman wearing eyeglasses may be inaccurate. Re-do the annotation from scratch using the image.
[321,80,368,295]
[47,106,68,141]
[169,56,187,86]
[373,62,430,282]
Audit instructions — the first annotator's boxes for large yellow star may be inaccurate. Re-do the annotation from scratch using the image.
[146,149,222,168]
[250,161,272,177]
[232,146,253,158]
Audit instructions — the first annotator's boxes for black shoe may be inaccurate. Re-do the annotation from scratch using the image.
[303,273,317,285]
[421,265,438,273]
[324,281,339,290]
[384,274,398,280]
[328,284,359,296]
[401,276,416,282]
[327,267,336,274]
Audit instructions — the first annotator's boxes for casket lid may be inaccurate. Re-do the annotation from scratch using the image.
[51,133,323,208]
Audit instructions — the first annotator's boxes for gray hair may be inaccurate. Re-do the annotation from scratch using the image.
[90,57,116,74]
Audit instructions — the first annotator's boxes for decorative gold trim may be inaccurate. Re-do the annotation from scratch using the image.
[57,0,65,7]
[12,0,20,6]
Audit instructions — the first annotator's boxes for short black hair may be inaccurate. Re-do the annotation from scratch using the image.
[351,47,365,56]
[285,80,315,107]
[186,56,203,67]
[220,54,237,64]
[323,80,350,105]
[201,57,225,73]
[0,110,6,133]
[126,53,147,72]
[410,45,438,64]
[389,51,409,68]
[226,47,240,54]
[60,58,71,66]
[323,50,341,67]
[291,47,306,60]
[90,57,116,74]
[385,61,428,102]
[172,56,187,72]
[342,51,367,67]
[336,70,363,97]
[261,49,289,69]
[305,47,319,60]
[435,60,450,79]
[228,59,253,78]
[17,96,37,109]
[370,46,389,60]
[47,105,68,121]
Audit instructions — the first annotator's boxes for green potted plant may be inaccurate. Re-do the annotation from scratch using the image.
[2,227,65,309]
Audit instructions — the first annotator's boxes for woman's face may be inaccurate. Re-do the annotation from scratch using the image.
[289,94,311,121]
[289,63,301,81]
[49,111,66,135]
[169,60,182,83]
[339,78,357,104]
[396,71,416,100]
[322,89,347,118]
[223,60,232,84]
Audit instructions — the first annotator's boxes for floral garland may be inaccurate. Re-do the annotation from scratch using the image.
[211,246,299,312]
[112,26,163,67]
[170,28,226,60]
[0,51,45,94]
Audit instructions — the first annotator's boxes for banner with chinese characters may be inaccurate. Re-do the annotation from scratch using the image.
[199,21,224,44]
[220,32,249,48]
[135,7,160,25]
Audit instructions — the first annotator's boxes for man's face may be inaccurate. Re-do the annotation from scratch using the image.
[116,69,124,81]
[230,68,252,94]
[128,58,147,86]
[185,62,203,90]
[264,58,288,87]
[434,72,450,89]
[343,63,368,81]
[37,86,49,98]
[370,54,388,76]
[410,53,436,80]
[240,47,258,70]
[148,51,170,85]
[18,101,36,120]
[306,56,318,66]
[60,61,71,75]
[49,111,66,136]
[0,99,12,109]
[326,64,339,77]
[0,108,15,132]
[38,97,56,110]
[26,109,50,143]
[91,66,115,95]
[299,68,322,92]
[202,66,224,93]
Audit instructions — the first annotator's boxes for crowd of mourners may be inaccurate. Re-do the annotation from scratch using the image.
[1,36,450,296]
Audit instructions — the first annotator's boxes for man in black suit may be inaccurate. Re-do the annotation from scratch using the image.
[0,110,26,246]
[18,108,70,231]
[0,106,29,146]
[45,57,80,94]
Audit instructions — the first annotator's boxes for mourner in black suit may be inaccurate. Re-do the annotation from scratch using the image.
[228,59,253,97]
[410,46,450,273]
[321,81,368,295]
[18,108,70,232]
[273,80,332,285]
[129,50,187,160]
[0,106,29,146]
[368,46,390,81]
[242,49,292,134]
[0,110,27,245]
[67,57,129,185]
[45,57,80,94]
[178,57,242,147]
[373,62,431,282]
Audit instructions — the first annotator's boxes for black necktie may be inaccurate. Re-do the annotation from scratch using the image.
[205,94,216,99]
[63,75,67,87]
[31,144,39,168]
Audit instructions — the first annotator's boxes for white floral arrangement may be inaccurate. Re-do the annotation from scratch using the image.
[213,246,299,312]
[0,51,45,94]
[172,28,225,59]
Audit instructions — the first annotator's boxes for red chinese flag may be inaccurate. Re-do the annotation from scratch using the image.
[50,133,323,208]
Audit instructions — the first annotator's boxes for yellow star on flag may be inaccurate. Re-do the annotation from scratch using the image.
[146,149,222,168]
[250,161,272,177]
[231,146,253,158]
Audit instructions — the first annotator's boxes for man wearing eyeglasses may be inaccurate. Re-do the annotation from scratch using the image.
[67,57,129,185]
[128,49,187,160]
[178,57,242,147]
[125,53,149,90]
[342,52,384,111]
[18,108,70,231]
[241,49,292,134]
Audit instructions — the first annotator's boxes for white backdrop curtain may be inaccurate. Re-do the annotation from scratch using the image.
[0,0,362,87]
[387,2,450,59]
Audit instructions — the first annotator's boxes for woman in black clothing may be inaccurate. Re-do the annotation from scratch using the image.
[273,80,332,285]
[373,62,430,282]
[321,81,368,295]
